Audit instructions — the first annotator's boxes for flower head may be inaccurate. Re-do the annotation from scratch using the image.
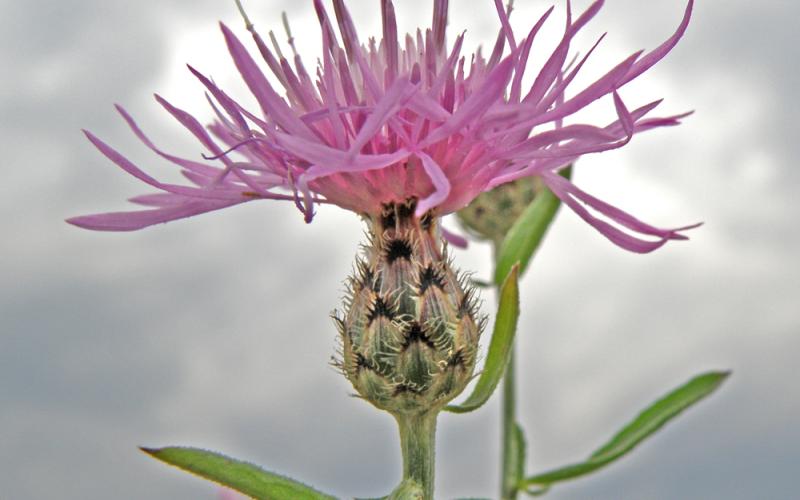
[335,202,483,415]
[68,0,696,252]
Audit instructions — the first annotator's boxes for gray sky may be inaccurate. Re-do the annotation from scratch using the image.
[2,1,798,499]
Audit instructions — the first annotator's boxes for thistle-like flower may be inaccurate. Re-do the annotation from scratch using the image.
[69,0,696,253]
[69,0,697,415]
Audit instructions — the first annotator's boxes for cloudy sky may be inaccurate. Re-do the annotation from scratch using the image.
[2,0,797,499]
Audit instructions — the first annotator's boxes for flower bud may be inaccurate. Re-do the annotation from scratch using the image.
[335,200,484,416]
[456,177,540,243]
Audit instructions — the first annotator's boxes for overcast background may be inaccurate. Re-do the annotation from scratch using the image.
[2,0,797,499]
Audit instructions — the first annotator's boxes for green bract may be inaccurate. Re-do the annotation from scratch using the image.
[335,200,485,416]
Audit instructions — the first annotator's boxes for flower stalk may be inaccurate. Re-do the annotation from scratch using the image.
[500,349,518,500]
[396,411,438,499]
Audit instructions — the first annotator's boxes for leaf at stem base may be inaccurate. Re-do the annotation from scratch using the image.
[141,446,336,500]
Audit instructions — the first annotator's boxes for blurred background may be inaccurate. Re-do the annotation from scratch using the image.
[2,0,797,498]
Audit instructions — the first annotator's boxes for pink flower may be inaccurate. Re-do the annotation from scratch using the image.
[68,0,697,252]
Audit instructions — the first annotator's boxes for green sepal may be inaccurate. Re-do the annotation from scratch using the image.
[445,265,520,414]
[140,446,337,500]
[520,371,730,491]
[493,167,571,286]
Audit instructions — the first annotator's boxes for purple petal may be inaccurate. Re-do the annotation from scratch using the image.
[83,130,163,188]
[510,7,554,103]
[432,0,449,53]
[541,171,699,253]
[493,0,517,52]
[442,226,468,248]
[278,57,319,112]
[613,90,634,138]
[496,51,639,139]
[220,23,317,141]
[187,65,249,133]
[619,0,693,86]
[415,152,451,216]
[313,0,341,57]
[381,0,399,83]
[524,0,604,106]
[275,132,410,181]
[84,130,260,200]
[421,53,517,147]
[498,124,617,159]
[66,198,246,231]
[244,20,291,92]
[535,32,607,114]
[407,92,452,122]
[114,105,221,178]
[154,94,227,158]
[128,193,185,207]
[331,0,361,62]
[348,78,415,155]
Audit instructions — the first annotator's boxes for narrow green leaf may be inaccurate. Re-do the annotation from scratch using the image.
[493,167,571,285]
[446,265,520,414]
[141,446,337,500]
[521,371,730,488]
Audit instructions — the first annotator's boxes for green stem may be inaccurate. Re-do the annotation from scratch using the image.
[396,412,438,499]
[500,348,518,500]
[495,237,519,500]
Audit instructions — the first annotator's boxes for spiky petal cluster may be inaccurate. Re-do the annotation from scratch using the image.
[335,201,483,415]
[69,0,697,252]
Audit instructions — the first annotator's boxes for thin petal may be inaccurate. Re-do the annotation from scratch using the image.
[415,152,451,216]
[501,51,640,138]
[220,23,316,141]
[432,0,449,53]
[493,0,517,52]
[66,199,245,231]
[187,65,249,133]
[348,78,415,155]
[421,53,516,147]
[442,226,468,248]
[619,0,693,86]
[331,0,361,62]
[510,7,554,103]
[114,105,221,178]
[524,0,604,106]
[381,0,399,83]
[274,132,410,181]
[541,171,699,253]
